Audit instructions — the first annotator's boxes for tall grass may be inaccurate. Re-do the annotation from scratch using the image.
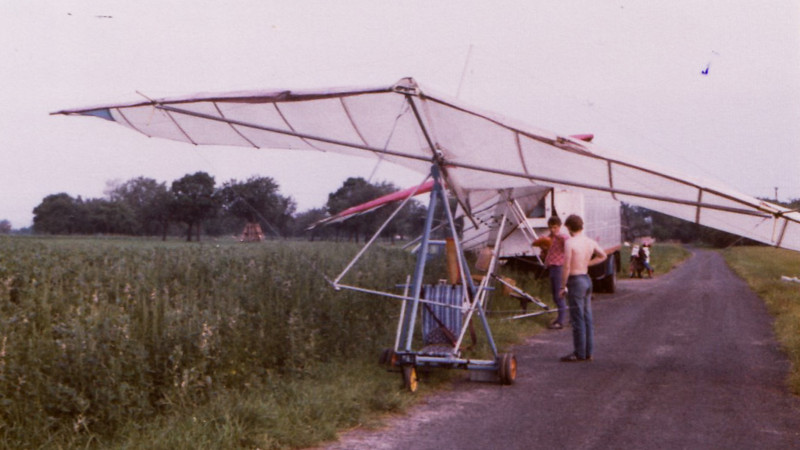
[0,236,413,448]
[722,246,800,394]
[111,360,415,449]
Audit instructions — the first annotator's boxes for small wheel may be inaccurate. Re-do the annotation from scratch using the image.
[498,353,517,385]
[402,365,419,392]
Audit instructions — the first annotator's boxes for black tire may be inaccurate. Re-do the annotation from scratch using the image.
[497,353,517,385]
[402,365,419,392]
[603,265,616,294]
[595,254,616,293]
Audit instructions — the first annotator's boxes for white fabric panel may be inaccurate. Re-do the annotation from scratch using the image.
[698,191,776,244]
[611,163,700,205]
[520,136,610,189]
[273,98,367,157]
[423,100,533,191]
[701,207,776,244]
[780,221,800,251]
[162,101,255,147]
[110,107,192,144]
[616,194,699,224]
[215,102,310,150]
[338,93,436,176]
[700,190,765,214]
[339,94,421,153]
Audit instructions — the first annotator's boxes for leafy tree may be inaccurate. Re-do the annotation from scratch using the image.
[219,176,296,236]
[620,203,653,241]
[0,220,11,234]
[327,178,386,242]
[393,199,428,241]
[325,177,426,243]
[32,193,82,234]
[106,177,172,236]
[81,198,137,235]
[291,207,333,241]
[170,172,219,241]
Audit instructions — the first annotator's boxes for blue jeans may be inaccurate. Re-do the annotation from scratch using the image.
[567,274,593,359]
[548,265,566,325]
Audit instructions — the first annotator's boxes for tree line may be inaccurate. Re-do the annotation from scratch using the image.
[19,177,800,246]
[28,172,427,242]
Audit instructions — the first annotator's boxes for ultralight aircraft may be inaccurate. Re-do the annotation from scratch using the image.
[54,77,800,390]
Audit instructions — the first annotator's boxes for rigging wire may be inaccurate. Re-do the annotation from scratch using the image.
[456,44,474,99]
[366,99,411,183]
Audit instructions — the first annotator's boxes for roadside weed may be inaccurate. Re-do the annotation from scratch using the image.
[723,246,800,394]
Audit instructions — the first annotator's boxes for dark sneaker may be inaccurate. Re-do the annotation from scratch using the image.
[561,353,592,362]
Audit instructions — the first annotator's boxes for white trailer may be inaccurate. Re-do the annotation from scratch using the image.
[461,187,622,293]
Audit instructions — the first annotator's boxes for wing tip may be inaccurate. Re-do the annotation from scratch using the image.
[51,108,116,122]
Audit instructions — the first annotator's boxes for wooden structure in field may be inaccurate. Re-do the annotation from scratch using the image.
[240,222,264,242]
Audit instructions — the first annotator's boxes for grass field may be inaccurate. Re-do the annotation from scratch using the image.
[0,237,691,448]
[722,246,800,395]
[0,236,418,448]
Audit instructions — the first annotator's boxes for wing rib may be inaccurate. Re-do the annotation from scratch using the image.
[213,102,258,148]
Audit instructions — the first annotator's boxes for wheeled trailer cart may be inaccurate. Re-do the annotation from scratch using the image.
[331,165,545,391]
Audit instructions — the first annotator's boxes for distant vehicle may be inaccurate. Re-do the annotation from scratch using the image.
[461,187,621,293]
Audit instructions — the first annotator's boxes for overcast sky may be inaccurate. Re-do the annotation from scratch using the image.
[2,0,799,228]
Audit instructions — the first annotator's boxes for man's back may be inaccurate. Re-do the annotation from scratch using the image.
[565,234,601,275]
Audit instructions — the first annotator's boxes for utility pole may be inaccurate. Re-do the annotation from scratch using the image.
[775,186,779,202]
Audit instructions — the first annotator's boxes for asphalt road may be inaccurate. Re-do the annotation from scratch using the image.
[324,249,800,449]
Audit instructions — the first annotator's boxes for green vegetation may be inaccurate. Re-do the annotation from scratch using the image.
[111,361,418,449]
[0,236,416,448]
[28,174,426,243]
[722,246,800,394]
[0,237,691,448]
